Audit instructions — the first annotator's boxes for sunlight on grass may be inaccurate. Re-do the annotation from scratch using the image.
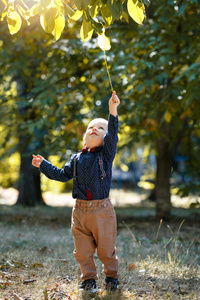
[1,187,200,210]
[0,220,199,299]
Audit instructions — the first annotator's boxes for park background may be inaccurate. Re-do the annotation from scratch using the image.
[0,0,200,299]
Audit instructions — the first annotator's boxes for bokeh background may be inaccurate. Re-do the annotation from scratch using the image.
[0,0,200,220]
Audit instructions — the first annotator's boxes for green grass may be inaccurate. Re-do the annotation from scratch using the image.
[0,206,200,299]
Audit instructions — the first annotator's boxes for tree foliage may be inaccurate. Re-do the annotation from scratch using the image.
[0,15,120,204]
[0,20,94,204]
[0,0,148,44]
[102,0,200,216]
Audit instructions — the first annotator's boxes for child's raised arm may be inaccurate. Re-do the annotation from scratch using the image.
[32,154,44,168]
[109,91,120,117]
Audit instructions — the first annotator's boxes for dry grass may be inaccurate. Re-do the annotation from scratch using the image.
[0,208,200,300]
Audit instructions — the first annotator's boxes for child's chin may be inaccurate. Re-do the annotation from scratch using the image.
[87,142,102,148]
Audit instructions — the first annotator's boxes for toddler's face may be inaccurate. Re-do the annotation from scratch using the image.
[84,118,108,149]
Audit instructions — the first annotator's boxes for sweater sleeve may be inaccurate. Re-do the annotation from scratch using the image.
[39,155,76,182]
[103,114,119,161]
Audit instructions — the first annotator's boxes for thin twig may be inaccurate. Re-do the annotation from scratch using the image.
[155,219,163,243]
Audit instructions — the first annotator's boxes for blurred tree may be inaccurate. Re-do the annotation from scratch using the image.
[0,0,149,207]
[98,0,200,218]
[0,18,106,206]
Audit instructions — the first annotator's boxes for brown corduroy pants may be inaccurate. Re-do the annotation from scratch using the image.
[71,198,119,281]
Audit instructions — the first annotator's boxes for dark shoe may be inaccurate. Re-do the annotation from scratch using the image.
[105,277,119,292]
[79,279,97,293]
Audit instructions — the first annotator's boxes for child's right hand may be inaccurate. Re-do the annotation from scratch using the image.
[32,154,44,168]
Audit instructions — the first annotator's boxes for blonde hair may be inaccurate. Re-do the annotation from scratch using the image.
[87,118,108,129]
[83,118,108,141]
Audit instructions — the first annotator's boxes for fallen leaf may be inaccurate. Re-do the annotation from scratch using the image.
[44,287,49,300]
[12,260,27,268]
[6,260,15,267]
[37,246,47,252]
[48,258,68,264]
[29,263,44,268]
[23,279,37,284]
[13,294,24,300]
[62,275,71,282]
[127,263,137,271]
[138,290,147,296]
[0,264,6,269]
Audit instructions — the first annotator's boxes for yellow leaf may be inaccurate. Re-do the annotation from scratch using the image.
[80,18,93,42]
[7,11,22,35]
[65,4,75,18]
[40,0,52,8]
[98,33,111,51]
[52,13,65,41]
[0,8,8,21]
[55,0,63,7]
[88,83,97,92]
[0,0,7,6]
[164,110,172,123]
[70,9,83,21]
[40,14,47,31]
[40,7,58,34]
[54,0,64,13]
[101,4,112,26]
[127,0,145,25]
[17,5,30,25]
[91,4,98,18]
[40,14,51,33]
[121,11,129,23]
[28,3,41,17]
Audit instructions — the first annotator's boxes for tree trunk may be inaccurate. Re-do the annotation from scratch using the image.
[17,144,37,206]
[15,71,44,206]
[16,134,44,206]
[33,168,44,204]
[155,140,172,219]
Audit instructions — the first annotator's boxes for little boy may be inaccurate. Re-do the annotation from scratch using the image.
[32,91,120,293]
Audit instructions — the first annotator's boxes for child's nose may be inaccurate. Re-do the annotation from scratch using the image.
[92,127,97,131]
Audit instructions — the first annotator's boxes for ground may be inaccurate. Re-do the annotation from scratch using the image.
[0,189,200,299]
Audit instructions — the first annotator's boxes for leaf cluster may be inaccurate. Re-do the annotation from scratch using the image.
[0,0,148,46]
[105,0,200,195]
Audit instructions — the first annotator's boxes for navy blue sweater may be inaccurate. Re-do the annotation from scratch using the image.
[40,114,118,200]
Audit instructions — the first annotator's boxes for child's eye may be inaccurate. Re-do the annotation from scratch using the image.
[99,127,104,130]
